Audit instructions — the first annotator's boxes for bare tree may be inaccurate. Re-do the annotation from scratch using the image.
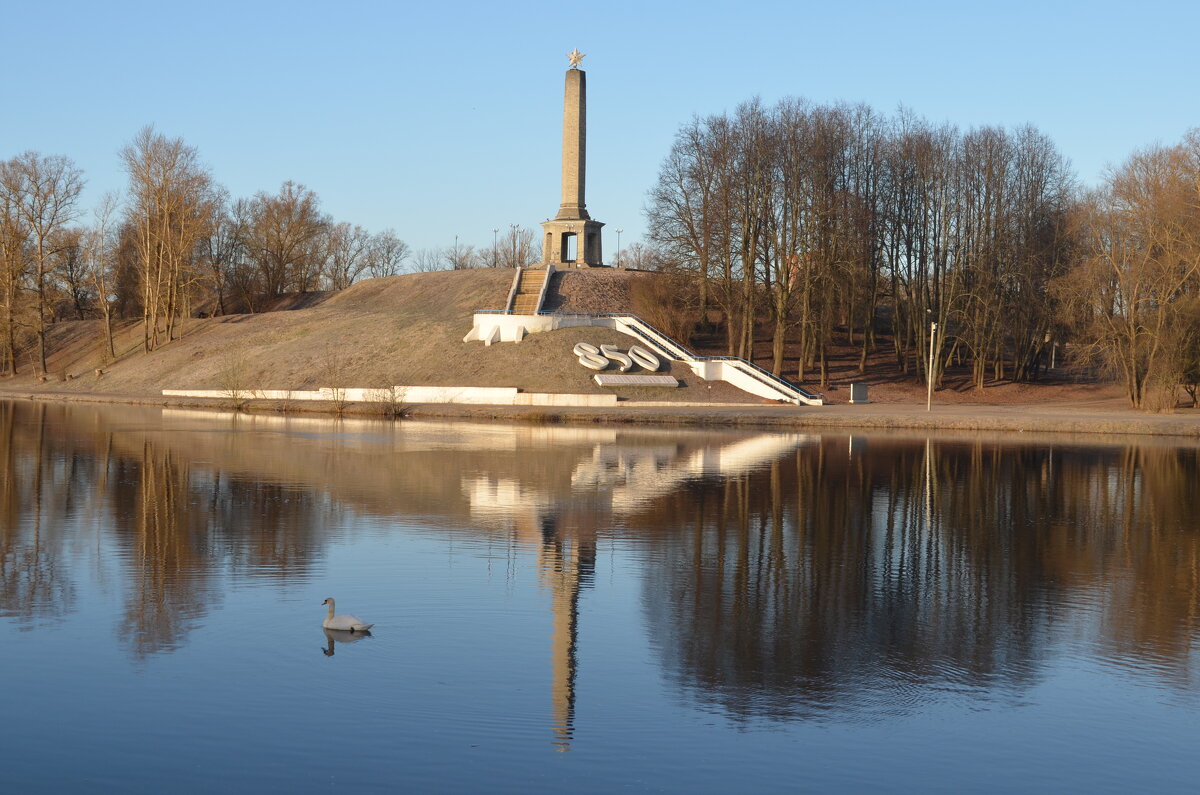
[410,247,445,273]
[0,160,31,375]
[84,193,121,360]
[498,225,538,268]
[6,151,85,373]
[1064,137,1200,408]
[241,180,328,304]
[621,241,673,270]
[121,126,217,351]
[647,112,740,353]
[366,229,410,278]
[442,239,477,270]
[197,191,246,316]
[49,227,89,320]
[324,221,371,289]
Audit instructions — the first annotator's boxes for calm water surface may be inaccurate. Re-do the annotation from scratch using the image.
[1,401,1198,792]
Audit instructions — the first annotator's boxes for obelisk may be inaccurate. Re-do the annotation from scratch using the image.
[556,65,588,221]
[541,49,604,267]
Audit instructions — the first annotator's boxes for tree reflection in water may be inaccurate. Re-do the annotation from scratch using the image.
[0,402,335,656]
[638,435,1200,720]
[0,403,78,628]
[1,400,1197,725]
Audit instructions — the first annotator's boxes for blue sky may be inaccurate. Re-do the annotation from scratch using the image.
[3,0,1197,255]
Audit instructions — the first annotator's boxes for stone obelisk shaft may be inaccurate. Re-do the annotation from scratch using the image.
[556,68,590,220]
[541,59,603,267]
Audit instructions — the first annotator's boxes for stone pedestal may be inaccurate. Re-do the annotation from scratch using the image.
[541,218,604,267]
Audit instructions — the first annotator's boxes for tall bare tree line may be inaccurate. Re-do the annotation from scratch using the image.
[0,153,85,375]
[0,127,418,373]
[407,225,541,273]
[647,98,1200,408]
[1063,132,1200,408]
[0,116,540,375]
[647,100,1077,389]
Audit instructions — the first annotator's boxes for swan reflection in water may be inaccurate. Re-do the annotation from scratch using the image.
[322,627,373,657]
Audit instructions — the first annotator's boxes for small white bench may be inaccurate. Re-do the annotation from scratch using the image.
[593,374,679,388]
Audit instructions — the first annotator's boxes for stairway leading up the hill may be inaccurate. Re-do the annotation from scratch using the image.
[507,267,552,314]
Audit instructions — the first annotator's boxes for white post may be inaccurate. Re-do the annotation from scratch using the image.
[926,321,937,412]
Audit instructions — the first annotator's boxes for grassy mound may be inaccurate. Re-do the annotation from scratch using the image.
[3,269,762,404]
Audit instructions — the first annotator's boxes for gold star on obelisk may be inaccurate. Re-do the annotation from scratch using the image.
[566,48,585,69]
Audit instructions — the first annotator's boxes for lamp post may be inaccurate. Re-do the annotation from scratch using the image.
[616,228,623,269]
[492,228,499,268]
[509,223,519,268]
[926,317,937,412]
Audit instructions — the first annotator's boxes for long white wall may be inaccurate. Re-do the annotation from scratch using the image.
[162,387,617,407]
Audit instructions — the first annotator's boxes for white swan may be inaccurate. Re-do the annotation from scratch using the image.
[321,598,374,632]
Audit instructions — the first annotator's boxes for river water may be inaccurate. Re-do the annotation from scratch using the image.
[1,401,1197,792]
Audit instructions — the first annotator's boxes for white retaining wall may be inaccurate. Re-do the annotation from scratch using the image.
[162,387,617,407]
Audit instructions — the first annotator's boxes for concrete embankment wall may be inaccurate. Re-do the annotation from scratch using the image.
[161,387,617,408]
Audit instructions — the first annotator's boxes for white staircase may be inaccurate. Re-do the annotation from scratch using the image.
[602,314,824,406]
[466,308,824,405]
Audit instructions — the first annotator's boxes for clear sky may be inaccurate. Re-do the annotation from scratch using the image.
[3,0,1197,256]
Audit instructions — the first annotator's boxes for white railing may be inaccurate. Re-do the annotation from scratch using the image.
[601,314,823,406]
[503,268,523,314]
[533,264,555,313]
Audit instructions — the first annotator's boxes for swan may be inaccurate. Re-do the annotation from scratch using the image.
[322,627,371,655]
[321,598,374,632]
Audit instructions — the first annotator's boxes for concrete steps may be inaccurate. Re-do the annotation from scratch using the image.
[507,268,550,314]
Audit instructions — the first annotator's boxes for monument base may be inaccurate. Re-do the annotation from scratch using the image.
[541,218,605,268]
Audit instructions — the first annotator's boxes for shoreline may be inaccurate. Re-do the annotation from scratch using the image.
[5,388,1200,440]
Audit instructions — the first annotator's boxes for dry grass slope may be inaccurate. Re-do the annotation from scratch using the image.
[1,269,762,404]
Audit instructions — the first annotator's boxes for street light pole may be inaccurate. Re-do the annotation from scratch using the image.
[492,228,499,268]
[926,320,937,412]
[616,228,623,268]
